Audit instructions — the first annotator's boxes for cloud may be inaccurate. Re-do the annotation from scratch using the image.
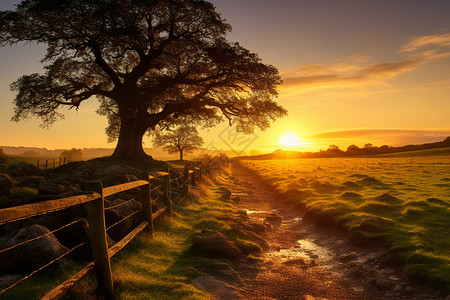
[282,60,419,89]
[402,33,450,52]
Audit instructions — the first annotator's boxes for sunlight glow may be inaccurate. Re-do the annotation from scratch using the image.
[279,132,302,147]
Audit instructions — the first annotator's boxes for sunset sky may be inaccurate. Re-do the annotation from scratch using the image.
[1,0,450,154]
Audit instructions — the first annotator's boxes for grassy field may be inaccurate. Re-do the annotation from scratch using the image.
[241,148,450,291]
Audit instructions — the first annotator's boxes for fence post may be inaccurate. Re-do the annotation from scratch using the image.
[59,157,62,167]
[161,174,172,217]
[140,175,154,237]
[85,181,114,297]
[37,160,40,169]
[183,164,189,196]
[63,157,66,165]
[191,168,196,186]
[45,160,48,170]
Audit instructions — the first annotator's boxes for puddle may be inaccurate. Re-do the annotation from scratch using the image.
[265,238,333,263]
[243,209,266,215]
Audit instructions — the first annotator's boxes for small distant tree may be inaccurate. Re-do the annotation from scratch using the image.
[153,126,204,161]
[0,148,7,164]
[60,148,82,162]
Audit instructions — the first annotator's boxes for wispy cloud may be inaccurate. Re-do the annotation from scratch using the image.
[282,60,418,89]
[401,33,450,52]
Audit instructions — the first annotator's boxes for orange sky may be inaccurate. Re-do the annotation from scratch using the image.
[1,0,450,154]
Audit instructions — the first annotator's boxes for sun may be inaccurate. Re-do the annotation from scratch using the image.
[279,132,302,147]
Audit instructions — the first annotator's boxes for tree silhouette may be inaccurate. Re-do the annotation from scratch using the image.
[0,0,286,160]
[153,125,204,161]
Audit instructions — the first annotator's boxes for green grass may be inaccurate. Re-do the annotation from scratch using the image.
[2,168,252,299]
[241,154,450,292]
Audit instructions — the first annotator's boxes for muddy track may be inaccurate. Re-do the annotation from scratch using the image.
[228,162,442,300]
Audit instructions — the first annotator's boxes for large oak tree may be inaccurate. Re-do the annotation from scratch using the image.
[1,0,286,160]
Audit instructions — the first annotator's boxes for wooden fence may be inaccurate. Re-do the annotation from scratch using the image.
[36,157,69,170]
[0,163,213,299]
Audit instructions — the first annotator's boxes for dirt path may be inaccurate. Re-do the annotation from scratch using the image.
[227,162,442,300]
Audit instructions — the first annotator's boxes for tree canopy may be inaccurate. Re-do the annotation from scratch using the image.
[1,0,286,160]
[153,125,204,160]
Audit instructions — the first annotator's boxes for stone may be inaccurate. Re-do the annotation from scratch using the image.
[218,188,232,200]
[231,196,240,203]
[7,162,38,177]
[349,230,382,246]
[0,174,14,196]
[101,165,127,177]
[17,176,45,188]
[444,295,450,300]
[0,224,68,275]
[210,262,232,271]
[337,253,358,263]
[181,267,199,276]
[393,284,402,292]
[213,269,240,283]
[374,278,394,290]
[192,233,241,259]
[106,199,143,240]
[404,286,414,294]
[54,218,89,248]
[359,217,385,233]
[192,276,240,300]
[38,181,79,196]
[265,213,282,226]
[0,275,23,288]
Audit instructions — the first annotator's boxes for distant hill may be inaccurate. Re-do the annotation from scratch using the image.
[239,137,450,160]
[0,145,245,161]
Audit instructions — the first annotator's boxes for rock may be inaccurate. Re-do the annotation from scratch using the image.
[211,262,232,271]
[7,162,38,177]
[0,174,14,196]
[265,213,282,226]
[315,210,339,227]
[231,196,240,203]
[17,176,45,188]
[374,278,394,290]
[337,253,358,263]
[218,188,232,200]
[0,224,68,274]
[38,181,79,196]
[106,199,143,240]
[444,295,450,300]
[192,276,240,300]
[101,165,127,177]
[54,218,89,248]
[403,286,414,294]
[0,274,23,288]
[393,284,402,292]
[236,242,261,255]
[359,217,385,233]
[349,230,382,246]
[192,233,241,259]
[213,269,240,283]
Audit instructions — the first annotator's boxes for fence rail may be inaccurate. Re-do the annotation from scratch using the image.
[0,162,213,299]
[36,157,70,170]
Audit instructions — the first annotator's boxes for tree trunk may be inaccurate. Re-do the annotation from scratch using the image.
[112,116,150,160]
[179,150,183,161]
